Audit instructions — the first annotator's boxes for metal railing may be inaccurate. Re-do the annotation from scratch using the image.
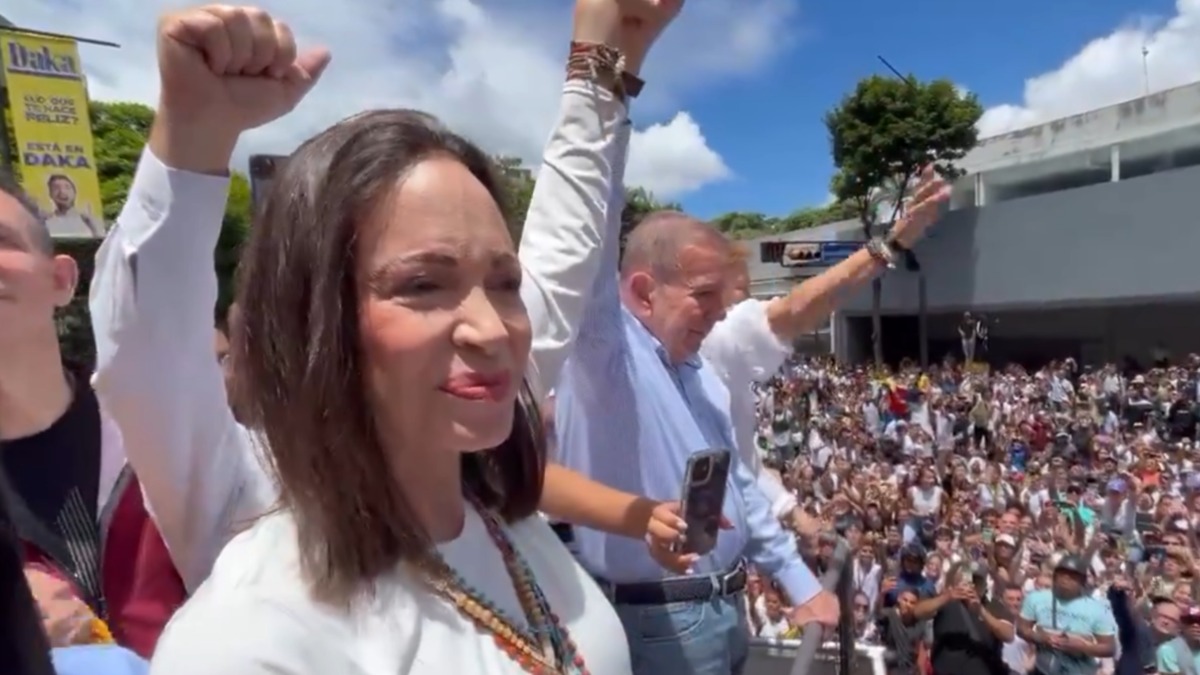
[747,639,885,675]
[748,534,874,675]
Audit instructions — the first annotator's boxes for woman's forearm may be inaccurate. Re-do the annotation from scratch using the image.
[539,463,653,539]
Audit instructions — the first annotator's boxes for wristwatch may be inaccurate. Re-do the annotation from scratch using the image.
[866,238,896,269]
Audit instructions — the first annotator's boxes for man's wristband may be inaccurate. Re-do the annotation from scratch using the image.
[566,42,645,102]
[866,238,896,269]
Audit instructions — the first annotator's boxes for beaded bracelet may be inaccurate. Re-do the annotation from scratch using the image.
[566,41,644,102]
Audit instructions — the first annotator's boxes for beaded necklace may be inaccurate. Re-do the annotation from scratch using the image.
[420,503,590,675]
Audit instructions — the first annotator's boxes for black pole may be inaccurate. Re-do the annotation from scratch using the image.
[876,55,908,82]
[836,551,854,675]
[790,539,851,675]
[918,272,929,368]
[0,25,120,49]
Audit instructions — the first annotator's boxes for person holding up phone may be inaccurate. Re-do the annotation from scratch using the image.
[911,563,1015,675]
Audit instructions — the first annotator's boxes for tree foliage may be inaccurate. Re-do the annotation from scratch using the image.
[494,155,535,240]
[826,75,982,232]
[825,74,983,364]
[497,155,849,247]
[621,185,680,242]
[711,200,859,240]
[15,94,902,367]
[496,162,684,248]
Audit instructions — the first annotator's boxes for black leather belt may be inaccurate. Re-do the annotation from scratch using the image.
[602,562,747,606]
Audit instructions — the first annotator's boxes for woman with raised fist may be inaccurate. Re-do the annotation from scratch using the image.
[85,1,683,673]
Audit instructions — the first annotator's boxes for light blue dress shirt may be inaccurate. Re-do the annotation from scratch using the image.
[552,128,820,605]
[52,645,149,675]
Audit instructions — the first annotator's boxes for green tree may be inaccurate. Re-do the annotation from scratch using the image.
[777,201,858,232]
[494,155,535,240]
[621,185,680,243]
[90,101,154,222]
[712,211,777,239]
[495,159,681,256]
[826,74,982,365]
[708,200,859,241]
[217,172,252,314]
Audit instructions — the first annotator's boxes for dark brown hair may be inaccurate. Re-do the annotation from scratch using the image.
[231,109,545,604]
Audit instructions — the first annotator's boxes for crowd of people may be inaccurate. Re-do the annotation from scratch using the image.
[4,3,1196,675]
[741,352,1200,675]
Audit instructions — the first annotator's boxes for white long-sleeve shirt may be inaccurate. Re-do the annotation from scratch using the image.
[90,80,631,675]
[700,299,795,518]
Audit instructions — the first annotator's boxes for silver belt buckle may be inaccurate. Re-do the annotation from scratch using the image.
[709,573,722,598]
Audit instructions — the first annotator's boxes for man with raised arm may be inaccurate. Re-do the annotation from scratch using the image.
[88,0,689,626]
[554,184,924,669]
[702,171,949,530]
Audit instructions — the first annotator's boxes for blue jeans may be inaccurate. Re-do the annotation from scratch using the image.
[613,594,750,675]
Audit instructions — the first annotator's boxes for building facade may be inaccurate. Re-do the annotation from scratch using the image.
[749,81,1200,365]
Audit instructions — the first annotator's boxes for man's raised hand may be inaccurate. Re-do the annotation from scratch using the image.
[890,165,951,248]
[154,5,330,164]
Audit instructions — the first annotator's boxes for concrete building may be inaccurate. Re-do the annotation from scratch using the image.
[741,218,865,355]
[749,81,1200,366]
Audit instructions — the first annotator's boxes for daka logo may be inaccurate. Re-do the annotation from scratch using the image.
[5,41,81,80]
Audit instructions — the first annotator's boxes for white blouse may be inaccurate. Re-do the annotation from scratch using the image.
[149,507,629,675]
[90,66,632,672]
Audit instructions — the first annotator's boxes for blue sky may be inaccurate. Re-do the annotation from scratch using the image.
[679,0,1177,219]
[11,0,1195,219]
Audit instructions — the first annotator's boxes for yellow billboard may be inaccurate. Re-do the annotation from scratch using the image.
[2,33,105,239]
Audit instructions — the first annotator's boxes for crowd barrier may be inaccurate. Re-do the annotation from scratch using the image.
[778,535,859,675]
[748,639,886,675]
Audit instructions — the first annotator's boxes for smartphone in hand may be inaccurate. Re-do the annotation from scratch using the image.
[676,450,732,556]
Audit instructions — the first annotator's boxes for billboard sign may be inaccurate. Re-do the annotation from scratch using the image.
[779,241,864,268]
[2,33,105,238]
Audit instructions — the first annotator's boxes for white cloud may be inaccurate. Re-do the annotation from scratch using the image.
[627,113,730,199]
[979,0,1200,137]
[4,0,794,199]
